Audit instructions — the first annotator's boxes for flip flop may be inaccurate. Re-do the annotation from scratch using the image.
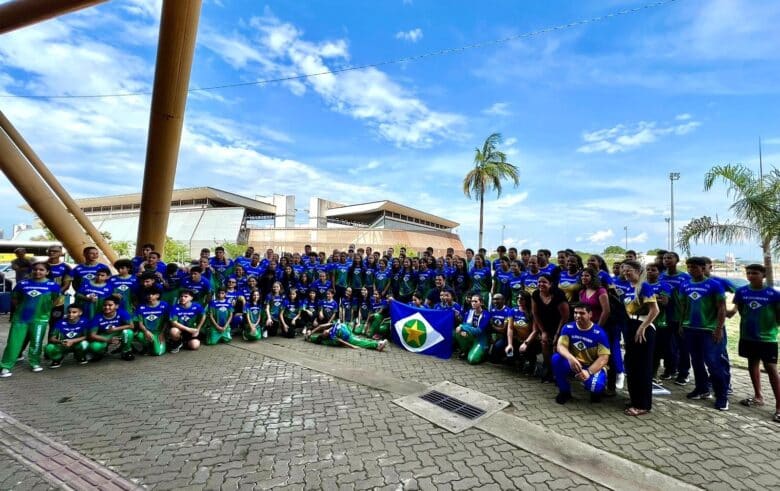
[740,397,764,407]
[624,407,650,417]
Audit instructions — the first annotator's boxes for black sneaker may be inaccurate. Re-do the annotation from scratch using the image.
[590,392,602,404]
[686,389,712,400]
[674,376,690,386]
[121,352,135,361]
[555,392,572,405]
[169,341,183,354]
[50,361,62,369]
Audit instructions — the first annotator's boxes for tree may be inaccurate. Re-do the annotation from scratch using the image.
[163,237,190,264]
[220,242,246,259]
[678,164,780,286]
[462,132,520,250]
[646,248,664,256]
[110,241,132,257]
[603,245,626,256]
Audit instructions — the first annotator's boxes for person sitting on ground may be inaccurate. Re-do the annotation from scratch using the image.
[87,295,135,361]
[242,289,264,341]
[280,288,303,337]
[45,304,90,368]
[731,264,780,423]
[454,294,491,365]
[365,290,391,340]
[168,289,205,352]
[553,303,610,404]
[488,293,513,363]
[134,287,169,356]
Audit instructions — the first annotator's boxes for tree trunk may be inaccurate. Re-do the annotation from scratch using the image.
[762,237,774,287]
[478,189,485,250]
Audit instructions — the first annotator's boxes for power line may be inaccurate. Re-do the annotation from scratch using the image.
[0,0,680,100]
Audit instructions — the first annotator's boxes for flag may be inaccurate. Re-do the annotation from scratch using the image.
[390,301,453,359]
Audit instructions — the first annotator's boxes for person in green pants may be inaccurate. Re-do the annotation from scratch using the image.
[365,290,391,339]
[309,322,387,351]
[454,294,491,365]
[242,289,264,341]
[87,295,135,361]
[205,288,233,345]
[45,304,90,368]
[1,262,62,377]
[134,287,169,356]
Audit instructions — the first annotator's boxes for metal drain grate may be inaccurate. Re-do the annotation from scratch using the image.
[419,390,486,420]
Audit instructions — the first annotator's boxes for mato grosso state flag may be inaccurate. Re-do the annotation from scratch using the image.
[390,301,453,359]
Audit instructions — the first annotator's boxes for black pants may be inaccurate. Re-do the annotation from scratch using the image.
[625,319,656,411]
[653,327,675,376]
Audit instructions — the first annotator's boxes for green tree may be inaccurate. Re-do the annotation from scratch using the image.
[646,248,664,256]
[678,164,780,285]
[110,241,132,257]
[220,242,246,259]
[603,245,626,256]
[163,237,190,264]
[462,132,520,250]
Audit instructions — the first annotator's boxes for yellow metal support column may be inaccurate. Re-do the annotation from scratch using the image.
[136,0,202,255]
[0,0,107,35]
[0,129,94,264]
[0,111,117,263]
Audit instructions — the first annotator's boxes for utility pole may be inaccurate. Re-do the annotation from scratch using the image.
[624,225,628,250]
[669,172,680,251]
[665,217,671,250]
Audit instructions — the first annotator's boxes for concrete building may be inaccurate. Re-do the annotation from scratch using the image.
[17,187,464,258]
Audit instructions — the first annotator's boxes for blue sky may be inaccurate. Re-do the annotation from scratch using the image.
[1,0,778,261]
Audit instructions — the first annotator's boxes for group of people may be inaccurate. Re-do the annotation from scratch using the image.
[1,242,778,422]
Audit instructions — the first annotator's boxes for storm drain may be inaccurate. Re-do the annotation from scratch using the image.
[419,390,486,420]
[393,381,509,433]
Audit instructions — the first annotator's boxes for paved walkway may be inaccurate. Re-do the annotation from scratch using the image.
[0,319,778,490]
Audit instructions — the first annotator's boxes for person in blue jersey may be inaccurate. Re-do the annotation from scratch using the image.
[197,257,218,292]
[389,258,402,298]
[455,294,491,365]
[680,257,729,410]
[205,287,233,345]
[553,303,611,404]
[621,260,660,416]
[492,258,513,301]
[209,246,233,287]
[162,263,185,307]
[353,287,372,335]
[108,259,138,317]
[264,282,286,337]
[424,275,452,308]
[45,244,72,329]
[134,287,169,356]
[291,253,305,278]
[362,255,377,300]
[131,243,155,274]
[311,270,333,302]
[645,263,674,382]
[138,251,167,279]
[396,258,417,304]
[75,266,113,320]
[330,252,351,301]
[233,247,254,270]
[611,262,630,299]
[242,289,264,341]
[448,257,471,304]
[300,289,320,334]
[661,252,692,384]
[586,255,613,289]
[409,291,425,309]
[730,264,780,421]
[506,260,525,308]
[558,256,582,304]
[435,289,463,327]
[307,289,338,340]
[365,290,391,340]
[168,290,205,352]
[492,246,508,273]
[521,255,543,295]
[339,287,357,327]
[0,262,62,376]
[280,289,303,337]
[239,276,259,304]
[416,260,435,300]
[244,253,265,279]
[469,255,491,307]
[181,266,212,306]
[87,295,135,361]
[72,246,105,291]
[348,255,366,301]
[510,291,536,375]
[536,249,560,285]
[279,265,298,297]
[373,259,392,299]
[703,257,734,393]
[487,293,513,363]
[45,304,89,368]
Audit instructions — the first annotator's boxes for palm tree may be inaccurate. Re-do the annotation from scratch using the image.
[462,133,520,250]
[677,164,780,286]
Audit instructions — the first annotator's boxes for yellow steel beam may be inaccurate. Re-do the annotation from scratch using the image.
[0,111,118,263]
[136,0,202,255]
[0,0,107,35]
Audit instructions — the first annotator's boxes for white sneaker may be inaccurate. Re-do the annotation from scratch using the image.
[263,331,269,339]
[616,372,625,390]
[31,365,43,373]
[0,368,11,378]
[16,355,24,362]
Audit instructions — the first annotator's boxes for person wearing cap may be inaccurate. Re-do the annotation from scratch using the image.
[134,287,169,356]
[552,303,611,404]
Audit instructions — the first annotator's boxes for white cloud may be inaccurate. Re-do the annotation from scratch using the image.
[395,28,423,43]
[577,117,701,154]
[627,232,649,244]
[483,102,511,116]
[576,229,614,244]
[675,113,692,121]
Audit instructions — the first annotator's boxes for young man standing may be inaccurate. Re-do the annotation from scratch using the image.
[731,264,780,422]
[46,245,72,328]
[72,246,104,291]
[661,252,692,384]
[680,257,728,410]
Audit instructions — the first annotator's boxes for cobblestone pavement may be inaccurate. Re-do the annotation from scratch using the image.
[0,324,605,490]
[0,453,54,491]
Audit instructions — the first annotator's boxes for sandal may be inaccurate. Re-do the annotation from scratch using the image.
[624,407,650,417]
[740,397,764,407]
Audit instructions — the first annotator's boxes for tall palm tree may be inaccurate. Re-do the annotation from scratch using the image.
[462,133,520,250]
[678,164,780,285]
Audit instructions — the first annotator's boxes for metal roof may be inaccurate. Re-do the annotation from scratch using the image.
[325,200,459,229]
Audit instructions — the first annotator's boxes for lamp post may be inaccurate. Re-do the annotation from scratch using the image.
[623,225,628,250]
[664,217,671,250]
[669,172,680,251]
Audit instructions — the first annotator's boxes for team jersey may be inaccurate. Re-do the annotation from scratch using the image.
[51,317,89,341]
[332,263,350,288]
[244,302,263,325]
[375,268,392,294]
[507,274,524,307]
[622,282,657,317]
[319,299,338,321]
[350,265,365,290]
[47,262,72,290]
[558,322,611,366]
[679,278,725,331]
[416,269,434,297]
[12,279,62,322]
[209,257,234,285]
[91,310,133,334]
[339,297,356,322]
[181,277,212,304]
[108,274,138,315]
[660,271,690,323]
[449,269,470,299]
[244,263,265,279]
[494,269,513,300]
[398,271,417,297]
[596,270,613,288]
[283,299,302,321]
[733,285,780,342]
[71,263,106,290]
[488,306,512,333]
[371,298,389,315]
[470,267,491,293]
[356,298,371,321]
[558,271,582,303]
[511,308,530,332]
[265,294,286,319]
[539,263,560,283]
[647,281,672,328]
[612,277,631,300]
[234,256,252,269]
[76,280,113,320]
[521,271,543,294]
[311,279,332,300]
[709,275,737,294]
[329,323,353,341]
[435,301,462,314]
[135,301,169,332]
[208,299,234,327]
[170,302,204,329]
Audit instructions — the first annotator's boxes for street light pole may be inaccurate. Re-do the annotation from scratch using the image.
[664,217,671,250]
[624,225,628,250]
[669,172,680,251]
